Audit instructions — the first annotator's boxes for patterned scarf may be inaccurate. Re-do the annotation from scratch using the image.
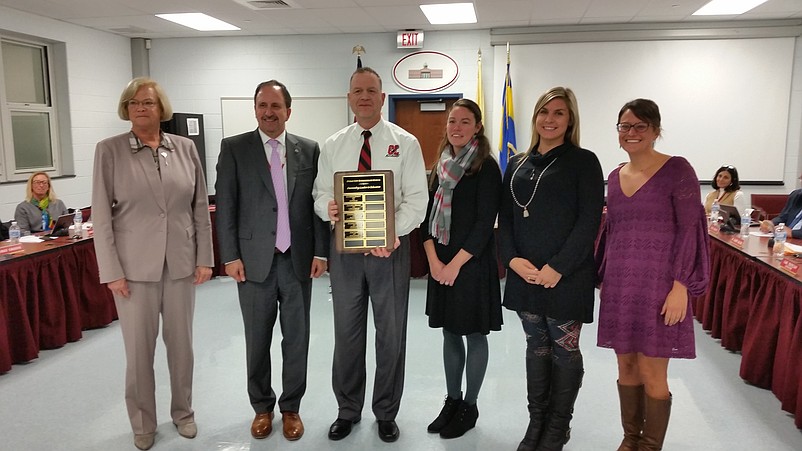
[429,137,479,245]
[31,196,50,211]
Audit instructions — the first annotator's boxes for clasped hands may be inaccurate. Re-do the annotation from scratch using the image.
[510,257,562,289]
[429,259,460,286]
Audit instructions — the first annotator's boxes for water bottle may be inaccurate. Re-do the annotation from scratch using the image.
[739,208,753,237]
[710,200,720,224]
[42,210,50,231]
[73,210,83,239]
[774,223,787,257]
[9,221,21,243]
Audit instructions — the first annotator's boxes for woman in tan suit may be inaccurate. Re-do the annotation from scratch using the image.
[92,78,214,450]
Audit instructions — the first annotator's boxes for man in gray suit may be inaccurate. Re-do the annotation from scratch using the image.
[215,80,329,441]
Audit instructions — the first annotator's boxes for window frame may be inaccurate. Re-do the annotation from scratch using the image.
[0,35,62,182]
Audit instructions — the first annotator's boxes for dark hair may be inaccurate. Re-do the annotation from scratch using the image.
[253,80,292,108]
[618,98,661,135]
[428,98,491,187]
[350,67,382,90]
[711,165,741,191]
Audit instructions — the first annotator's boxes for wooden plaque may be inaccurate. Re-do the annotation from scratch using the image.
[333,170,395,253]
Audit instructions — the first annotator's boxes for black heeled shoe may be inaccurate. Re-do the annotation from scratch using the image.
[439,401,478,439]
[428,395,462,433]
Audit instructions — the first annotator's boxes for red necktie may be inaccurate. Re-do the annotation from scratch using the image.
[358,130,372,171]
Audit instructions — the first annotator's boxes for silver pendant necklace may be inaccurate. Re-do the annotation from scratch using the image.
[510,156,558,218]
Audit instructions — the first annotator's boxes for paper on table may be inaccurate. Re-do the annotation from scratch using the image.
[784,242,802,254]
[750,231,774,237]
[19,235,43,243]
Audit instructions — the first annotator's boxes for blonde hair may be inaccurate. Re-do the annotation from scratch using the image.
[117,77,173,121]
[521,87,581,163]
[25,171,58,202]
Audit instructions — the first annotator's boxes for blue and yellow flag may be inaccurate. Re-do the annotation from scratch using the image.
[498,55,516,172]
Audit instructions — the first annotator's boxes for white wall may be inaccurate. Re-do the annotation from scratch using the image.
[148,30,493,191]
[1,20,799,221]
[0,6,132,221]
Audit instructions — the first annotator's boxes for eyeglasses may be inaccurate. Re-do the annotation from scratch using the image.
[32,180,49,186]
[616,122,650,133]
[127,99,158,109]
[720,165,735,170]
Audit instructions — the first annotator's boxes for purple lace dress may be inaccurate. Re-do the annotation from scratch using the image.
[596,157,710,358]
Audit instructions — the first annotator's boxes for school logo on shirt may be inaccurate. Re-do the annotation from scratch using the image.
[385,145,400,157]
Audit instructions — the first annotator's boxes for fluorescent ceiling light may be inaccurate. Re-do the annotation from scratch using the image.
[156,13,240,31]
[420,3,477,25]
[692,0,769,16]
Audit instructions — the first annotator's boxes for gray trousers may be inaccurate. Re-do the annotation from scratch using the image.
[238,251,311,414]
[114,263,195,435]
[329,235,411,421]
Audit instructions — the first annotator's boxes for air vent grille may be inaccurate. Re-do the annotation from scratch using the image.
[234,0,295,10]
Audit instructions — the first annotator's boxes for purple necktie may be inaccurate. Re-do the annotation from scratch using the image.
[269,139,291,252]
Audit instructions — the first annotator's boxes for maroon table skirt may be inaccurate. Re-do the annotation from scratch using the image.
[693,236,802,428]
[0,239,116,374]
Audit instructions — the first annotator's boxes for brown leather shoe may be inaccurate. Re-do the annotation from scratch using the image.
[251,412,274,439]
[282,412,304,440]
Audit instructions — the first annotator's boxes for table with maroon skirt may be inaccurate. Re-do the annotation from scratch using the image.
[693,230,802,428]
[0,237,115,374]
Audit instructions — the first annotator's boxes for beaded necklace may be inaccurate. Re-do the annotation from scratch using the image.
[510,156,558,218]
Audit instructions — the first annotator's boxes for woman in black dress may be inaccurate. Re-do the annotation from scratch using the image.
[423,98,502,439]
[498,87,604,451]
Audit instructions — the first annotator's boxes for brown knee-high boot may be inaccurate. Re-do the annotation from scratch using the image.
[638,394,671,451]
[616,382,644,451]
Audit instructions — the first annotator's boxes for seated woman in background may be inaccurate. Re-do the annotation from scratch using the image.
[704,165,747,214]
[14,172,69,233]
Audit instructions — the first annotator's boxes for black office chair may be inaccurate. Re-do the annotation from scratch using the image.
[0,220,10,241]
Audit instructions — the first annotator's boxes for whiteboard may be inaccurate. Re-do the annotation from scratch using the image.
[492,38,794,183]
[221,96,350,145]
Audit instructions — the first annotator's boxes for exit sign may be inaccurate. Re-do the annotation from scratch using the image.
[397,30,424,49]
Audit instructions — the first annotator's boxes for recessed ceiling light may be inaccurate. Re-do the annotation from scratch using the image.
[156,13,240,31]
[420,3,477,25]
[692,0,769,16]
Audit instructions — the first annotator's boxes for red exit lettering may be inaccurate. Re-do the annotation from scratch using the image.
[402,32,418,47]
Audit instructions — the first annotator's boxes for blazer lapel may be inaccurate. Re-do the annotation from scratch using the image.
[285,133,300,202]
[250,130,277,200]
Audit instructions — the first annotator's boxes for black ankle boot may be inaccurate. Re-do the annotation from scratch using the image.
[439,401,478,439]
[427,395,462,433]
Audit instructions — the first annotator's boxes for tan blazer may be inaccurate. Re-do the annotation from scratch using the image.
[92,132,214,284]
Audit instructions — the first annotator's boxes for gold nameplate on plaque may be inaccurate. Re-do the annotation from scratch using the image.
[333,170,395,253]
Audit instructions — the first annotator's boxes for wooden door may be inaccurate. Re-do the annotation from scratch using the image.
[392,97,459,172]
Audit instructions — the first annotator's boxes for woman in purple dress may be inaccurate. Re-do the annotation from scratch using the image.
[596,99,710,451]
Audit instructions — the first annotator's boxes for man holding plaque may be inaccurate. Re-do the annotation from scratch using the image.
[313,67,428,442]
[215,80,329,441]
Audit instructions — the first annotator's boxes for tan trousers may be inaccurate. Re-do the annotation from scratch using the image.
[114,263,195,435]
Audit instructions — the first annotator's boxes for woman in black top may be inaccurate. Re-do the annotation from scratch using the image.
[423,98,502,439]
[498,87,604,451]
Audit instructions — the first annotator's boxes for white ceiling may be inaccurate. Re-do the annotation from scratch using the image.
[1,0,801,39]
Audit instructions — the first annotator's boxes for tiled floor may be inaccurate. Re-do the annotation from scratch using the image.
[1,275,800,450]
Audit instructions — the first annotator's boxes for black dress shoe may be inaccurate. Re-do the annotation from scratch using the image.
[377,420,399,442]
[328,418,359,441]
